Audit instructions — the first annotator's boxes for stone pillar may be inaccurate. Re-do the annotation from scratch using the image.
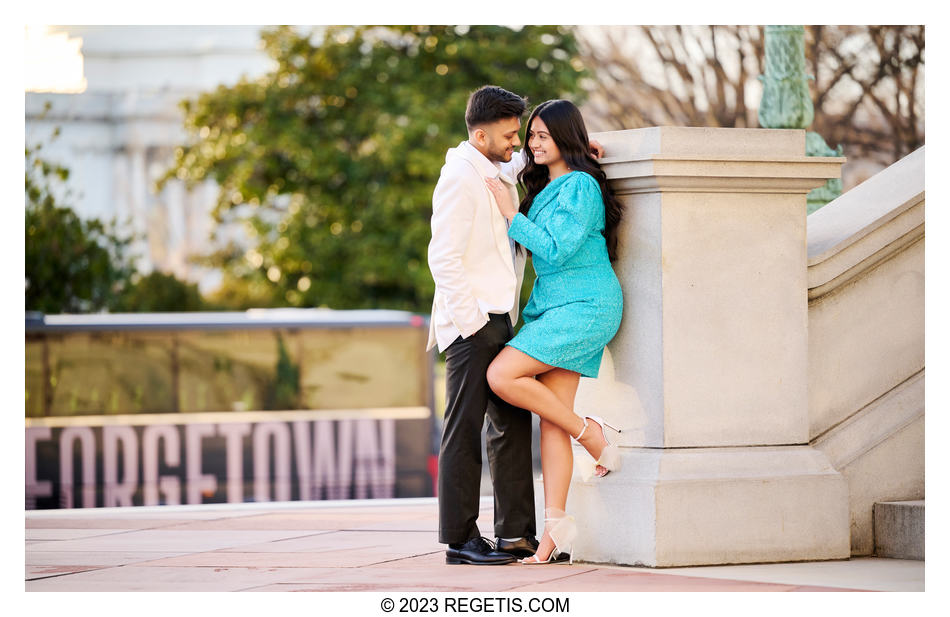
[564,127,850,567]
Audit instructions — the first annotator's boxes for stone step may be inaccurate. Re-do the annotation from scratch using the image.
[873,500,924,560]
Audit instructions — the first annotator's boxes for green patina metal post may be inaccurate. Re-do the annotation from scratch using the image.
[758,25,842,213]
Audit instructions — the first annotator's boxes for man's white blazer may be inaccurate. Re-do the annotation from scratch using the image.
[427,140,527,352]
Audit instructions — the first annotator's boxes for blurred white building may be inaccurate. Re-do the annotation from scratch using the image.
[25,25,280,292]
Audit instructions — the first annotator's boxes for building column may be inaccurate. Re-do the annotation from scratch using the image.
[563,127,849,567]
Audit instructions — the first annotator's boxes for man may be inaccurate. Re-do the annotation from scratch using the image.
[427,85,534,565]
[427,85,604,565]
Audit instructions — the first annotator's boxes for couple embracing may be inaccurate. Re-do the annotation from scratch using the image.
[426,85,624,566]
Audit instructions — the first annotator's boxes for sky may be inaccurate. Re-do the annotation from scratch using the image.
[24,25,86,93]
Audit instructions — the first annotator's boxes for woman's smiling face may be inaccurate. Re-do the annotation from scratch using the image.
[527,116,562,167]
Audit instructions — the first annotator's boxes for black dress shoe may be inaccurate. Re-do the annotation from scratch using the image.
[445,537,516,565]
[495,536,539,558]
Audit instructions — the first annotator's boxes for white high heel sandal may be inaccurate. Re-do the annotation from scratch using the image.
[521,508,577,565]
[574,415,622,481]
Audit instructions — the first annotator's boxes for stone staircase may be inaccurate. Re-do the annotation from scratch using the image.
[807,146,925,556]
[874,500,924,560]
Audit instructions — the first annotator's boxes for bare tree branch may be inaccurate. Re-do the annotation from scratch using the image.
[577,25,924,179]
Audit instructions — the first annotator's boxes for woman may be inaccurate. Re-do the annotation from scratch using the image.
[484,99,624,565]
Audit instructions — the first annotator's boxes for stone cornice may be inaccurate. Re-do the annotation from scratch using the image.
[591,126,843,195]
[601,154,845,195]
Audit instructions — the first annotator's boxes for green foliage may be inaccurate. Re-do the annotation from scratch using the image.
[26,113,213,314]
[112,271,208,312]
[25,130,137,313]
[268,334,300,410]
[163,25,589,312]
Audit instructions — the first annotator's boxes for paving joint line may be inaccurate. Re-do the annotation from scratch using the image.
[503,567,601,591]
[25,566,109,582]
[360,550,444,567]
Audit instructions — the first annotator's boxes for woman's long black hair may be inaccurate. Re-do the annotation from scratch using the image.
[517,99,624,261]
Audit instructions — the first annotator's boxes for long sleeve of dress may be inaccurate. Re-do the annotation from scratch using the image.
[507,173,601,268]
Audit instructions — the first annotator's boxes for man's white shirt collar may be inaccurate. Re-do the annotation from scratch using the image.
[459,140,516,185]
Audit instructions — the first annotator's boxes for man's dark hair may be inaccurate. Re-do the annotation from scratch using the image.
[465,85,527,130]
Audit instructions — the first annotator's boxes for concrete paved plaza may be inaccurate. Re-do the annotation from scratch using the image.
[25,497,923,593]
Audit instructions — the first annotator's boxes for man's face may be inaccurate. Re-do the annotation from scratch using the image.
[476,117,522,163]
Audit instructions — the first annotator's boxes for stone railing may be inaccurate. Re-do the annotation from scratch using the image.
[565,129,924,566]
[808,147,925,555]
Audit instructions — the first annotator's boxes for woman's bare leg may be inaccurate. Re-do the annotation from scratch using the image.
[486,346,609,463]
[533,369,578,560]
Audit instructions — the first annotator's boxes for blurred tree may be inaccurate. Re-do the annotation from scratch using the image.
[578,26,766,130]
[162,25,588,312]
[112,270,208,312]
[27,112,213,314]
[26,128,136,313]
[266,334,300,410]
[807,26,924,165]
[578,26,923,173]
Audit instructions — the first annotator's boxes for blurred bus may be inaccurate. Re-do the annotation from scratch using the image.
[25,309,435,509]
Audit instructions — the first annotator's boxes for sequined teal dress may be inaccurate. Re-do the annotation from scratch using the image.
[506,171,623,378]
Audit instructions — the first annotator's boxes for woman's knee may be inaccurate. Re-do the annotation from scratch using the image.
[485,360,508,396]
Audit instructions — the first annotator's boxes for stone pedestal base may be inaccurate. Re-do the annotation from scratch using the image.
[536,446,850,567]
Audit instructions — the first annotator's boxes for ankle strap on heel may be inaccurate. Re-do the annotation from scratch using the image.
[573,418,589,442]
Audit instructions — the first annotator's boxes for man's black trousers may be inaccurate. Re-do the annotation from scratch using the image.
[438,313,536,545]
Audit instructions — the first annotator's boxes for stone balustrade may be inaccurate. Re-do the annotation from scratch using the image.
[560,129,924,567]
[564,126,851,567]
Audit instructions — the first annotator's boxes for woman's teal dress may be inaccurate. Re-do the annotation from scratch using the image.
[506,171,623,378]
